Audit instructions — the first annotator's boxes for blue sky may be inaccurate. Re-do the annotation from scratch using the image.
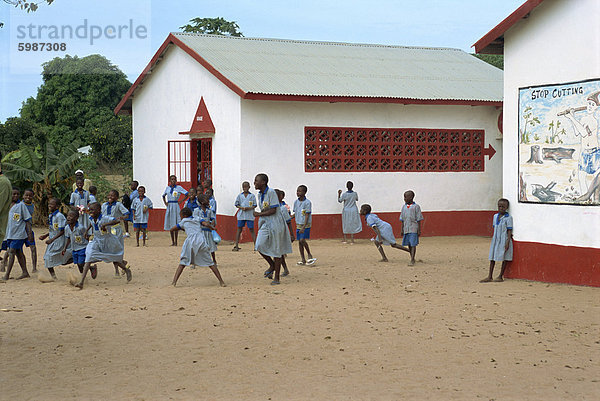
[0,0,523,122]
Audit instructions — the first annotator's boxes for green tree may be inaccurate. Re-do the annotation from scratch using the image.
[1,0,55,28]
[472,54,503,70]
[0,116,46,155]
[180,17,243,36]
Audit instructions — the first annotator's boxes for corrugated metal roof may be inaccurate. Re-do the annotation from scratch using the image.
[172,33,502,102]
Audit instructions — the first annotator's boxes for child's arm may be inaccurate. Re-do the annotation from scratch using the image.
[170,224,182,233]
[286,221,295,242]
[254,208,277,217]
[100,219,121,231]
[46,229,64,245]
[337,189,342,201]
[39,233,49,240]
[162,193,168,206]
[417,220,421,236]
[62,237,71,255]
[25,221,34,242]
[83,225,92,240]
[505,228,513,251]
[399,220,404,237]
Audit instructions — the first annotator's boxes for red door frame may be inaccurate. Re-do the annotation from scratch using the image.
[193,138,212,189]
[167,140,194,191]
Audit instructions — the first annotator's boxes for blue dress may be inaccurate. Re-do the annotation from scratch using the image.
[177,217,213,266]
[70,190,91,230]
[193,207,217,252]
[85,215,124,263]
[255,186,292,257]
[365,213,396,245]
[339,191,362,234]
[163,185,188,230]
[101,201,129,244]
[43,210,69,268]
[489,213,513,261]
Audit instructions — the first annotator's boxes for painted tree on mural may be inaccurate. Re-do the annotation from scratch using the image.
[180,17,243,36]
[520,106,540,144]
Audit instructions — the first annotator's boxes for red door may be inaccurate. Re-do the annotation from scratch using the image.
[193,138,212,188]
[167,140,194,191]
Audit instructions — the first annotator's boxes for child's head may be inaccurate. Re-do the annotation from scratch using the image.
[48,197,60,212]
[203,179,212,189]
[66,209,79,225]
[404,190,415,204]
[296,185,307,199]
[138,186,146,197]
[108,189,119,203]
[130,180,139,190]
[89,185,97,196]
[346,181,354,191]
[11,188,20,202]
[497,198,509,213]
[76,178,84,190]
[254,173,268,190]
[242,181,250,192]
[180,207,192,219]
[88,202,101,218]
[188,187,197,199]
[206,188,214,198]
[198,194,209,207]
[275,189,285,202]
[360,204,372,215]
[169,175,177,186]
[23,189,34,204]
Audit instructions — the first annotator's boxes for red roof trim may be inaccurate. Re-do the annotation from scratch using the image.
[243,93,502,107]
[473,0,545,54]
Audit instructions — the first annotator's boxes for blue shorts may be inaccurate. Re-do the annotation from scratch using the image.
[72,248,86,264]
[1,240,7,251]
[125,210,134,222]
[7,239,26,250]
[133,223,148,229]
[296,227,311,240]
[401,233,419,247]
[237,220,254,229]
[25,231,36,247]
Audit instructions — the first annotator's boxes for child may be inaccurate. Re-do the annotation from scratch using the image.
[23,188,38,272]
[63,209,94,277]
[399,190,424,266]
[292,185,316,265]
[202,178,213,195]
[163,175,188,246]
[102,190,130,277]
[481,198,513,283]
[39,198,67,280]
[206,188,217,224]
[338,181,362,244]
[193,194,217,266]
[0,189,18,273]
[360,204,409,262]
[275,189,294,277]
[88,186,98,203]
[185,187,199,212]
[69,178,91,230]
[233,181,257,251]
[170,207,225,287]
[124,180,139,238]
[253,173,292,285]
[75,202,131,289]
[0,188,33,281]
[131,185,153,247]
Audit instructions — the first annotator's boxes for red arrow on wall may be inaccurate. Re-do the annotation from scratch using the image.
[483,144,496,160]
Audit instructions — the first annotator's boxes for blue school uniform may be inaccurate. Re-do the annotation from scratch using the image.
[126,189,139,222]
[101,201,129,247]
[185,198,199,212]
[69,189,91,230]
[365,213,396,246]
[255,186,292,258]
[43,210,68,268]
[85,214,124,263]
[131,196,153,228]
[163,185,188,230]
[24,203,36,247]
[6,201,32,249]
[193,207,217,252]
[489,213,513,262]
[89,194,97,203]
[235,192,257,228]
[64,222,88,265]
[400,202,423,247]
[293,197,312,240]
[339,191,362,235]
[177,217,213,266]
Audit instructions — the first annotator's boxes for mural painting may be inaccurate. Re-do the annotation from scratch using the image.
[519,79,600,205]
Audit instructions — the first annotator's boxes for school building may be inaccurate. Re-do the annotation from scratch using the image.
[115,33,503,241]
[475,0,600,287]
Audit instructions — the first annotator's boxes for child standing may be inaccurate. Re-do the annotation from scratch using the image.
[63,209,93,277]
[124,180,139,238]
[399,190,424,266]
[233,181,257,251]
[292,185,316,265]
[337,181,362,244]
[23,188,37,272]
[131,186,153,247]
[360,204,409,262]
[481,198,513,283]
[163,175,188,246]
[39,198,67,280]
[193,194,217,266]
[185,187,199,212]
[170,207,225,287]
[0,188,33,281]
[75,202,131,289]
[275,189,294,277]
[0,189,18,273]
[102,190,130,277]
[88,186,98,203]
[69,178,91,230]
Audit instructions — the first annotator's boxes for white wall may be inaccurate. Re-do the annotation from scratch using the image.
[503,0,600,247]
[132,45,241,209]
[240,100,502,215]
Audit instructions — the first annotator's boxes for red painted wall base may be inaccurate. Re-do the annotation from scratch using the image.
[508,241,600,287]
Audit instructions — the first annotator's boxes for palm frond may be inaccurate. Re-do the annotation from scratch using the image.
[46,141,81,182]
[2,162,44,183]
[45,142,59,173]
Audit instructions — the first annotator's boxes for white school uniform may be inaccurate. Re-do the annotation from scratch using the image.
[6,201,31,240]
[255,186,292,258]
[85,215,124,263]
[131,196,153,224]
[193,207,217,252]
[177,217,213,266]
[399,203,424,234]
[235,192,257,221]
[489,213,513,262]
[339,190,362,234]
[43,210,69,268]
[69,190,91,229]
[293,197,312,228]
[163,185,188,230]
[64,222,89,252]
[365,213,396,245]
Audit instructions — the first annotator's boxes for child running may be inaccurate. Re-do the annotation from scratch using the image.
[23,188,37,272]
[185,187,199,213]
[69,178,91,230]
[75,202,131,289]
[63,209,94,277]
[481,198,513,283]
[193,194,217,266]
[0,188,33,281]
[399,190,423,266]
[131,186,153,247]
[360,204,409,262]
[102,190,130,277]
[292,185,316,265]
[170,207,225,287]
[275,189,294,277]
[337,181,362,244]
[232,181,257,251]
[163,175,188,246]
[39,198,68,280]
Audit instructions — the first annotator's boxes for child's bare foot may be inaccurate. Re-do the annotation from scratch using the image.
[16,273,30,280]
[32,268,38,273]
[493,277,504,282]
[90,266,98,279]
[270,279,280,285]
[282,269,289,277]
[114,273,121,279]
[480,277,493,283]
[220,282,227,287]
[75,282,83,289]
[408,260,416,266]
[379,258,389,262]
[124,267,132,282]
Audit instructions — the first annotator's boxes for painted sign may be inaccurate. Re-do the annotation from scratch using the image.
[519,79,600,205]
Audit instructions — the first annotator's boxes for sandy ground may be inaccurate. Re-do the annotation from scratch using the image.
[1,233,598,401]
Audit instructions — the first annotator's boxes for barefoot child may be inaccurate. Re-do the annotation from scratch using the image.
[102,190,130,277]
[338,181,362,244]
[63,209,93,277]
[292,185,316,265]
[399,190,424,266]
[360,204,409,262]
[233,181,257,251]
[0,189,33,281]
[123,180,139,238]
[75,202,131,289]
[23,188,37,272]
[275,189,294,277]
[0,190,18,273]
[163,175,188,246]
[170,207,225,287]
[70,178,91,231]
[193,194,217,266]
[185,187,199,213]
[481,198,513,283]
[39,198,69,279]
[131,186,153,247]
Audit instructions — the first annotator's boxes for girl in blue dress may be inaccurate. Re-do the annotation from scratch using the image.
[162,175,188,246]
[360,204,409,262]
[481,198,513,283]
[337,181,362,243]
